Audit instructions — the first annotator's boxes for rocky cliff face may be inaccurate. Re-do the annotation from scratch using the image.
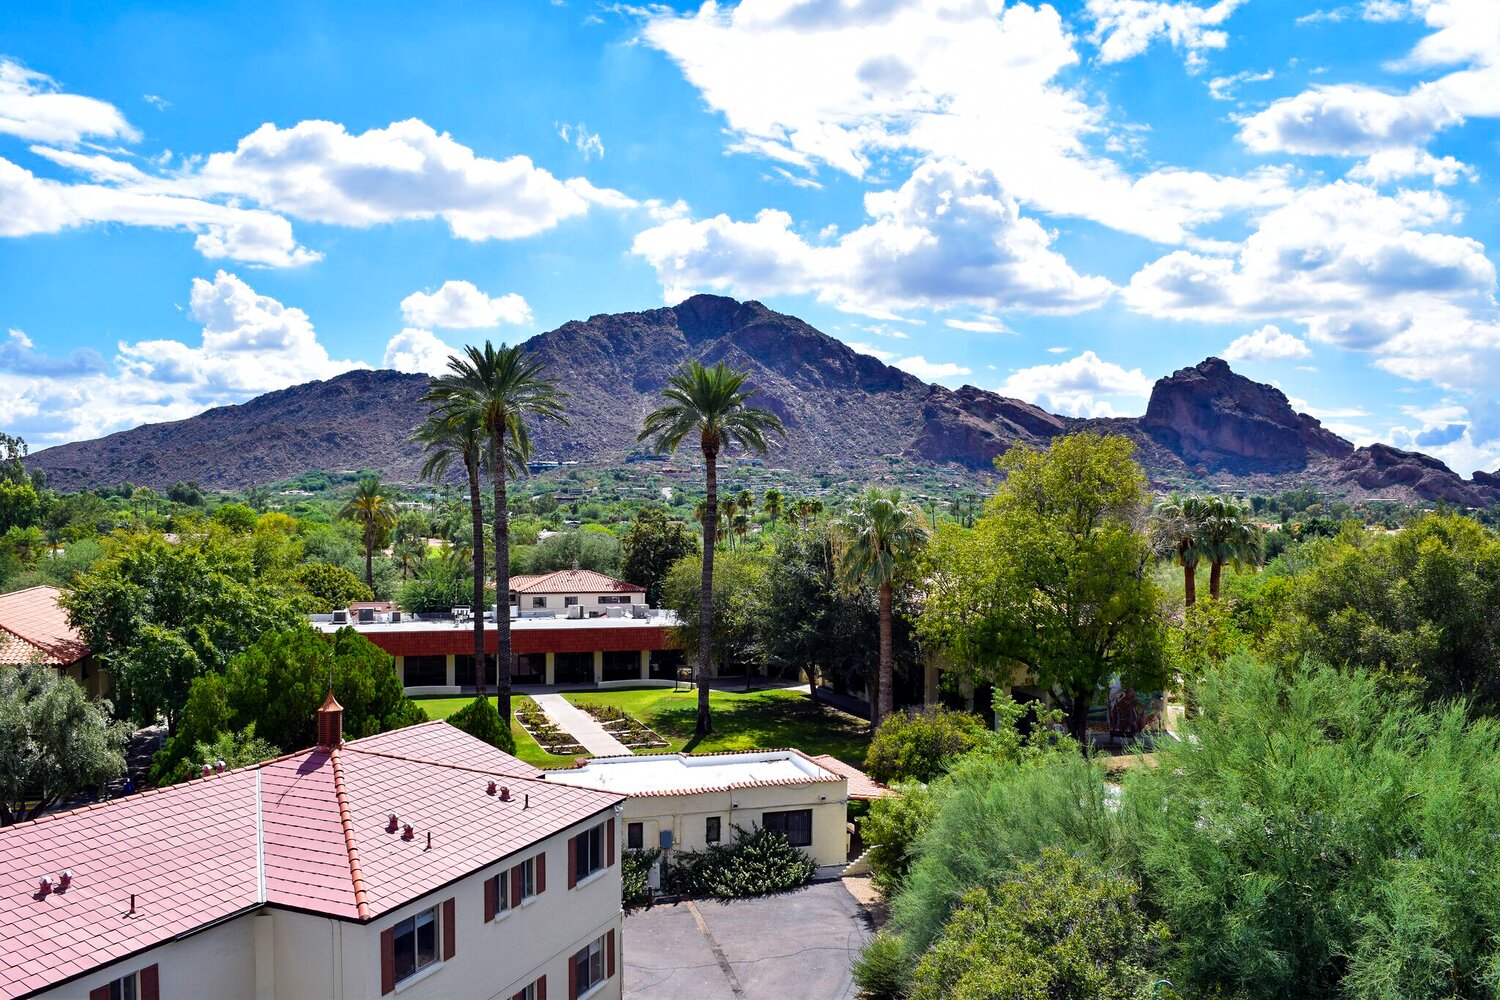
[1334,444,1494,507]
[1140,357,1353,473]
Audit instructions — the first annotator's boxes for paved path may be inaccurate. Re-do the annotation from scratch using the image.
[624,881,874,1000]
[531,694,633,757]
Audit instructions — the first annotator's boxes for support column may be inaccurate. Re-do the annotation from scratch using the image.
[592,650,604,685]
[639,649,651,681]
[394,655,406,686]
[544,652,556,686]
[445,654,456,689]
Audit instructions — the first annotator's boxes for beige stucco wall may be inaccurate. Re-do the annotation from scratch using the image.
[517,592,643,613]
[621,781,848,867]
[36,812,625,1000]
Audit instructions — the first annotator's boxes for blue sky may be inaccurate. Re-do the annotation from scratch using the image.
[2,0,1498,473]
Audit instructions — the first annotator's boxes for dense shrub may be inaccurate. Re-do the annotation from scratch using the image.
[291,561,373,613]
[861,783,938,895]
[908,850,1167,1000]
[863,707,988,784]
[851,934,917,1000]
[446,695,516,754]
[663,825,817,899]
[622,848,662,909]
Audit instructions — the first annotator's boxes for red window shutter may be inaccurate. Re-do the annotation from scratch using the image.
[139,964,160,1000]
[537,974,547,1000]
[484,875,497,922]
[568,954,579,1000]
[606,929,617,979]
[536,853,546,893]
[607,818,616,868]
[89,987,109,1000]
[442,897,456,960]
[511,865,524,905]
[380,928,396,995]
[567,835,578,888]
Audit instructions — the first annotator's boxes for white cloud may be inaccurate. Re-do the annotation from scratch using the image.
[0,272,363,445]
[382,328,461,375]
[399,280,532,328]
[143,94,169,111]
[0,156,321,267]
[1348,146,1475,185]
[1222,324,1313,361]
[639,0,1294,246]
[557,121,605,160]
[632,160,1115,318]
[843,341,895,361]
[997,350,1152,416]
[195,119,626,241]
[1208,68,1274,101]
[1386,401,1500,476]
[1046,345,1070,353]
[0,59,138,145]
[1086,0,1247,68]
[894,355,971,381]
[944,316,1010,333]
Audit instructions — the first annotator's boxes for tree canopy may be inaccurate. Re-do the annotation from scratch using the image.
[0,665,129,825]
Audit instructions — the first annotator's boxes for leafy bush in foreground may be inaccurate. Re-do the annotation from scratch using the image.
[663,825,816,899]
[863,706,988,785]
[622,847,662,909]
[447,694,515,754]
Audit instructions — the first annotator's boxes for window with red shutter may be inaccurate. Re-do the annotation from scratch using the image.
[484,875,497,923]
[538,974,547,1000]
[511,866,524,906]
[88,985,109,1000]
[607,818,616,867]
[536,853,547,893]
[606,929,616,979]
[138,965,159,1000]
[380,927,396,995]
[442,897,456,961]
[567,834,578,888]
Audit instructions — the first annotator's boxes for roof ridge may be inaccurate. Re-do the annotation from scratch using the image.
[340,744,557,783]
[329,748,371,920]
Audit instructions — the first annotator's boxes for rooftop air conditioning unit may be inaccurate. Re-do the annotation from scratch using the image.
[331,610,349,624]
[567,605,585,620]
[358,607,376,623]
[390,611,402,623]
[606,607,624,618]
[630,604,649,619]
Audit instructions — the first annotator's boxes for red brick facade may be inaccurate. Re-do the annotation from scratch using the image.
[362,625,678,658]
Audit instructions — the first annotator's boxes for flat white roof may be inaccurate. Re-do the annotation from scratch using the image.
[543,750,842,796]
[310,612,681,635]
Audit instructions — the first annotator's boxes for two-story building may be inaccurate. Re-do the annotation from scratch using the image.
[0,700,627,1000]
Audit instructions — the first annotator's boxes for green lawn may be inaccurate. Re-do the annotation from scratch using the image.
[411,695,573,771]
[563,686,872,767]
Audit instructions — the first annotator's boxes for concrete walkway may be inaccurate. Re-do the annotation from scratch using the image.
[531,694,633,757]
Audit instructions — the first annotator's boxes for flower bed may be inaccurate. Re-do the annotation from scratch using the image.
[573,701,670,750]
[514,701,586,756]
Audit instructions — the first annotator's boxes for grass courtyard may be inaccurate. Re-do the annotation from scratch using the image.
[413,687,871,770]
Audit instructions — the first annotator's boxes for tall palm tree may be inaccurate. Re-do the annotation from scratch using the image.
[340,476,396,591]
[639,360,785,736]
[832,489,929,729]
[737,489,754,516]
[1151,493,1209,606]
[763,488,784,526]
[718,496,739,549]
[413,404,490,695]
[431,343,567,721]
[1200,495,1264,599]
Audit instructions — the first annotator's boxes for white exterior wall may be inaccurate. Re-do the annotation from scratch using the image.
[34,814,625,1000]
[621,784,847,867]
[516,592,642,613]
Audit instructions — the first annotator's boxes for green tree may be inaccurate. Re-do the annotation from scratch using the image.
[639,360,785,735]
[211,502,259,532]
[0,665,129,824]
[1198,495,1264,599]
[621,506,699,606]
[291,562,374,613]
[908,850,1168,1000]
[763,488,784,525]
[662,550,766,686]
[1150,493,1208,606]
[446,695,516,754]
[429,343,567,722]
[0,478,44,532]
[62,530,299,729]
[920,433,1169,744]
[340,475,397,591]
[864,707,988,785]
[833,489,929,727]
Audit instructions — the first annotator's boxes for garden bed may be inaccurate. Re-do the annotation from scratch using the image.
[572,701,670,750]
[514,701,586,757]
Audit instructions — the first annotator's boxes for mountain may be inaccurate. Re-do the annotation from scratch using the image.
[25,295,1500,506]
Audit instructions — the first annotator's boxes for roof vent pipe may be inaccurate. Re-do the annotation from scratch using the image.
[499,786,511,802]
[37,876,53,895]
[425,831,432,851]
[387,813,399,832]
[402,824,414,841]
[58,870,72,889]
[487,781,496,796]
[201,764,212,778]
[214,759,226,774]
[523,793,529,810]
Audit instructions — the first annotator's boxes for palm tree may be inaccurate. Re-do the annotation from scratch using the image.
[340,476,396,591]
[413,404,490,695]
[639,360,785,736]
[763,488,784,526]
[430,343,567,721]
[718,496,739,549]
[1151,493,1209,606]
[394,537,426,580]
[1199,495,1264,599]
[737,489,754,516]
[832,489,929,729]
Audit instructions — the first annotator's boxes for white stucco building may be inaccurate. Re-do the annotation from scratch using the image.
[1,700,627,1000]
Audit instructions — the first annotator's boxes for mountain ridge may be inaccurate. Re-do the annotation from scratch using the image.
[26,295,1500,506]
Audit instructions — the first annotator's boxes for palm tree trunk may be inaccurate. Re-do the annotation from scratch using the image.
[1183,561,1196,607]
[364,523,375,590]
[877,582,894,728]
[697,449,717,737]
[1209,560,1223,600]
[491,429,509,719]
[467,456,487,701]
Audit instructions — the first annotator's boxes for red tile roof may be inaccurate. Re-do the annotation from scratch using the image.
[809,755,893,800]
[508,569,644,595]
[0,721,621,999]
[0,586,89,667]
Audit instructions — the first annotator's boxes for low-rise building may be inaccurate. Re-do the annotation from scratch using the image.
[0,585,104,697]
[0,701,627,1000]
[544,750,851,868]
[508,570,645,616]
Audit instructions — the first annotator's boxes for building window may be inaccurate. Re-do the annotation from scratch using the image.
[565,595,579,607]
[511,979,544,1000]
[105,973,137,1000]
[762,809,813,848]
[392,905,440,984]
[531,596,547,608]
[575,823,605,881]
[705,816,721,844]
[403,655,446,687]
[626,822,643,849]
[573,936,607,995]
[597,595,631,604]
[516,857,536,901]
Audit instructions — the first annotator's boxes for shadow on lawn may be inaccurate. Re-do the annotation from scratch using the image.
[646,695,871,759]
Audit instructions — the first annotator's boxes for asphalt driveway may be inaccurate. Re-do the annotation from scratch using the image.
[623,880,876,1000]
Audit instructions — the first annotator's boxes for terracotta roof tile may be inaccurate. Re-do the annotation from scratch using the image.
[508,570,644,595]
[808,755,893,799]
[0,586,89,667]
